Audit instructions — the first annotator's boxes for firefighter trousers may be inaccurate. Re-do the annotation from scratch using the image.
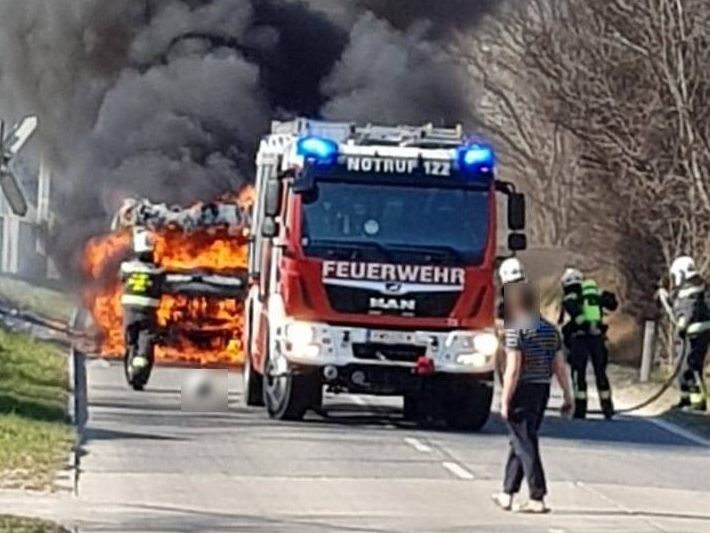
[503,383,550,501]
[123,308,157,363]
[568,333,614,419]
[677,332,709,410]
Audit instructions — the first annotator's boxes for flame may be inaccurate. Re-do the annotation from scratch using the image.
[82,188,253,367]
[155,295,244,365]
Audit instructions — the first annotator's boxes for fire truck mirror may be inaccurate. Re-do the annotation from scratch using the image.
[264,179,282,218]
[261,216,279,238]
[508,233,527,252]
[508,193,526,231]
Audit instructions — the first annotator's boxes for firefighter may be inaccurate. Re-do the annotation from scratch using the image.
[558,268,616,419]
[120,227,163,388]
[669,256,710,411]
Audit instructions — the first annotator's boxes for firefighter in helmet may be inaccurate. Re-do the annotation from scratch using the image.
[120,227,164,388]
[558,268,617,419]
[669,256,710,411]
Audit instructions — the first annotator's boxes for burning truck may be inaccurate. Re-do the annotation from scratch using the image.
[244,119,527,431]
[82,190,253,384]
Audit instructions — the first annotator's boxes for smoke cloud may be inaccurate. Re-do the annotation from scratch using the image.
[0,0,498,277]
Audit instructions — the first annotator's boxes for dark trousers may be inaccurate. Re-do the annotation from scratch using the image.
[677,332,709,409]
[503,382,550,501]
[568,333,613,418]
[123,308,156,360]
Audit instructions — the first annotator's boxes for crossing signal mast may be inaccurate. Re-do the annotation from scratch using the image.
[0,115,38,217]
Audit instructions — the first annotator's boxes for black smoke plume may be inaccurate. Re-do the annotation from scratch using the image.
[0,0,499,278]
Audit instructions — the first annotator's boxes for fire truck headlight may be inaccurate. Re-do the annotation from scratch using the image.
[302,345,321,359]
[285,322,315,350]
[473,332,499,356]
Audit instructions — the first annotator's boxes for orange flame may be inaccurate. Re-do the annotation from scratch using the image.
[82,188,253,367]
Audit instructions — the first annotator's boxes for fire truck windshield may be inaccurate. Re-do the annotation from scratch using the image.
[301,181,489,265]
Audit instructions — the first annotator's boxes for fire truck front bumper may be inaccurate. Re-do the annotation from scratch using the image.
[272,320,499,376]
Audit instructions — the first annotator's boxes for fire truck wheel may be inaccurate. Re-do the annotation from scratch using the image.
[263,348,322,421]
[440,378,493,432]
[403,393,424,422]
[243,351,264,407]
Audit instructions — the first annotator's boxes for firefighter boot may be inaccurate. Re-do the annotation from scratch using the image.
[689,376,708,412]
[126,352,149,381]
[674,391,691,410]
[599,391,615,420]
[573,391,587,420]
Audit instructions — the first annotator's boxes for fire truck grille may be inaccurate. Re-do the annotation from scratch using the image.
[325,286,459,317]
[352,343,425,363]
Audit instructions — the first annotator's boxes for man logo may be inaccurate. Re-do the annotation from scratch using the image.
[384,282,403,294]
[370,297,416,312]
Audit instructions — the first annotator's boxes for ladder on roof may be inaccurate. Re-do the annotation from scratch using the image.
[270,119,465,149]
[353,123,464,148]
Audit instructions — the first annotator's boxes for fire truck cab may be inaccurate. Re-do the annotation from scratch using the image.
[244,119,526,430]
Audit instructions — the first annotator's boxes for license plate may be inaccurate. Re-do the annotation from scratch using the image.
[367,330,416,344]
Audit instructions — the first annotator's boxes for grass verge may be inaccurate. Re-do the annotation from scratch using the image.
[0,329,74,490]
[0,276,74,324]
[0,515,69,533]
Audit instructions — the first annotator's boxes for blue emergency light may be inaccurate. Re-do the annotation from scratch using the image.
[297,136,339,162]
[458,144,496,176]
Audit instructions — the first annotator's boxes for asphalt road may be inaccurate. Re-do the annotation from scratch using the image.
[4,360,710,532]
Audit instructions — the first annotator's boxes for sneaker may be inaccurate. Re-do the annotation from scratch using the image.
[490,492,513,511]
[515,499,550,514]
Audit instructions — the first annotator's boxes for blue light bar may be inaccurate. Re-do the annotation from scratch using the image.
[458,144,496,175]
[297,136,339,162]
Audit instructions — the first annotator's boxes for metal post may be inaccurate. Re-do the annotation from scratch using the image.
[69,308,88,431]
[640,319,656,382]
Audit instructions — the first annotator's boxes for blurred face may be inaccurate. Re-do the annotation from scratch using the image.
[503,282,540,328]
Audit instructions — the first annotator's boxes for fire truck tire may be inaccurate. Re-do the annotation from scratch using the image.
[403,393,424,422]
[441,378,493,431]
[263,346,322,420]
[243,351,264,407]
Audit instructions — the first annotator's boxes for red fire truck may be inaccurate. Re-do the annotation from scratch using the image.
[243,119,526,430]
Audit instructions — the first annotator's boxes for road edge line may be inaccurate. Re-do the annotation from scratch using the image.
[645,417,710,447]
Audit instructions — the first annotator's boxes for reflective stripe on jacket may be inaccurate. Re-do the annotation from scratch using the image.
[120,259,164,308]
[121,294,160,308]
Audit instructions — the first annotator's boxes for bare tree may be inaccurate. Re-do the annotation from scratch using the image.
[455,4,585,247]
[515,0,710,314]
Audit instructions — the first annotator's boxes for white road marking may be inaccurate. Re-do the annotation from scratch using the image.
[403,437,432,453]
[441,461,474,480]
[646,417,710,447]
[549,529,567,533]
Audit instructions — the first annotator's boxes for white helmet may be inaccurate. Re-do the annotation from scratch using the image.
[670,256,698,286]
[499,257,526,285]
[133,228,155,254]
[561,268,583,288]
